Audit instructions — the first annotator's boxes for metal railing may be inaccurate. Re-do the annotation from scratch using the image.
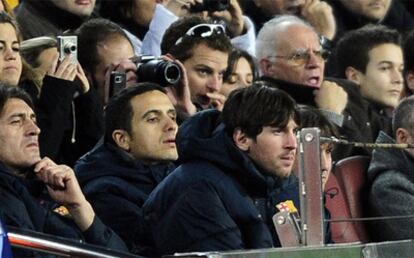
[7,226,141,257]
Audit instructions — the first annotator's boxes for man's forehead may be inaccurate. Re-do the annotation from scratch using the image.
[1,98,34,118]
[131,91,175,116]
[277,25,319,48]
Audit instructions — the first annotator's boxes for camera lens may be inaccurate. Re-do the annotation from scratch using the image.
[137,59,181,86]
[164,63,181,85]
[64,43,77,54]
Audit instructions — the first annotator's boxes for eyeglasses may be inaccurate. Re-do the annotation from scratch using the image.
[174,23,226,46]
[268,49,330,65]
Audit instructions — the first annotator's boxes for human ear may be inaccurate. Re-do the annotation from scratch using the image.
[112,129,131,152]
[233,128,252,151]
[396,128,410,144]
[259,59,274,77]
[345,66,363,86]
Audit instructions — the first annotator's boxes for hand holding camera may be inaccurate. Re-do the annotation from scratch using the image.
[48,35,90,93]
[208,0,244,37]
[162,54,197,116]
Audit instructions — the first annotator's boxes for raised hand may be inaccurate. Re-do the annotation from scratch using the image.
[301,0,336,40]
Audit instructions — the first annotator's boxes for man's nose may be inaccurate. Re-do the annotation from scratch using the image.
[26,120,41,136]
[207,75,221,92]
[285,131,297,150]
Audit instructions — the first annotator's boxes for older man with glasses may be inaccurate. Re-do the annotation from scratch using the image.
[256,15,383,160]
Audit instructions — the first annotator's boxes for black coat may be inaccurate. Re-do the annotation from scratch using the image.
[0,163,128,257]
[75,139,175,254]
[14,0,92,39]
[20,76,103,167]
[143,110,300,256]
[328,0,414,41]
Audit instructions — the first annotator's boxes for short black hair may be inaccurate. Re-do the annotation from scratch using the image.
[0,83,34,115]
[161,15,232,62]
[392,96,414,136]
[104,83,167,145]
[222,81,299,139]
[76,18,132,75]
[335,25,401,78]
[298,105,339,138]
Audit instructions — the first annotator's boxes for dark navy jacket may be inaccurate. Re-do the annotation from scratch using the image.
[0,162,128,257]
[143,110,299,256]
[75,139,175,253]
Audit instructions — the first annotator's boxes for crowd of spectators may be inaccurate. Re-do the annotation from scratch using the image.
[1,0,414,257]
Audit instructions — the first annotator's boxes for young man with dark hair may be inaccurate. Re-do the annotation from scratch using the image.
[75,83,178,253]
[335,25,404,134]
[367,95,414,241]
[161,15,233,112]
[0,85,128,257]
[143,82,300,256]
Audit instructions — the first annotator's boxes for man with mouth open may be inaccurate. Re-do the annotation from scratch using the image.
[160,15,233,115]
[0,85,128,257]
[15,0,97,39]
[75,83,178,254]
[256,15,383,159]
[143,82,300,256]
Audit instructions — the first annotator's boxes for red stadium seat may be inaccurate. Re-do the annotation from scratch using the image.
[325,156,371,243]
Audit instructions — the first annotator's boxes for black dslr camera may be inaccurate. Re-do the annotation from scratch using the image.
[135,56,182,86]
[190,0,230,12]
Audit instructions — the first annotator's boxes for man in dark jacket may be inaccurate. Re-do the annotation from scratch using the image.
[0,85,128,257]
[327,0,414,40]
[75,83,178,254]
[15,0,97,39]
[143,82,300,256]
[335,25,404,136]
[256,15,383,160]
[367,96,414,241]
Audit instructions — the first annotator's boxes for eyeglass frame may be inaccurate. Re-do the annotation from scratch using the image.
[174,23,226,46]
[267,48,331,65]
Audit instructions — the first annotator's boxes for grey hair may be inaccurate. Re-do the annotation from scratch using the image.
[256,15,316,63]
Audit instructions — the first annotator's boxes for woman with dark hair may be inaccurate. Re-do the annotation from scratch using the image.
[220,48,256,97]
[0,11,100,167]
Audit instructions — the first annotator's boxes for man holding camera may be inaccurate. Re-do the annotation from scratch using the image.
[160,15,233,114]
[75,83,178,254]
[76,18,195,116]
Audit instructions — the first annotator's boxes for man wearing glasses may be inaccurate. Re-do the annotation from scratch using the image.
[256,15,382,159]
